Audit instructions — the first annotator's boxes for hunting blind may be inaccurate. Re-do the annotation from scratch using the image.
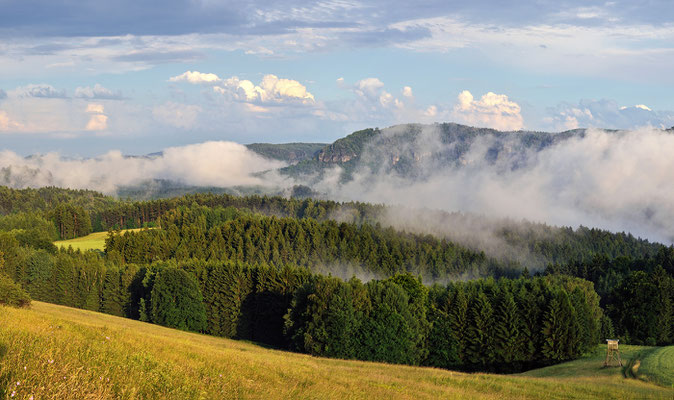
[604,339,622,367]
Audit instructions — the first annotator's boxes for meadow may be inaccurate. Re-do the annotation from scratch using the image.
[1,301,672,400]
[53,229,147,252]
[634,346,674,388]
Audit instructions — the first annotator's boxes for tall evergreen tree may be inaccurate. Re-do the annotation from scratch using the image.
[448,286,469,362]
[493,288,523,366]
[150,266,207,332]
[541,290,580,361]
[465,290,494,367]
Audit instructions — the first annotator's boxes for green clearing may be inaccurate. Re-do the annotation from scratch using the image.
[1,302,672,400]
[632,346,674,388]
[53,229,148,251]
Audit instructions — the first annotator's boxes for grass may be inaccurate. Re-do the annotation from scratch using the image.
[631,346,674,388]
[0,303,672,400]
[53,229,148,252]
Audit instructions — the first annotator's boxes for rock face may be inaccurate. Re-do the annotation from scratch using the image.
[317,147,355,163]
[313,128,381,164]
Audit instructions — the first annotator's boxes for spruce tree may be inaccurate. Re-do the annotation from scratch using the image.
[448,286,469,362]
[493,289,522,365]
[541,289,580,361]
[150,266,207,332]
[465,290,494,367]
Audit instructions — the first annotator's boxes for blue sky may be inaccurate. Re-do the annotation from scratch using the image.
[1,0,673,156]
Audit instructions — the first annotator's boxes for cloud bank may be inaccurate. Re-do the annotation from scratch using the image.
[314,125,674,244]
[0,141,286,194]
[3,124,674,247]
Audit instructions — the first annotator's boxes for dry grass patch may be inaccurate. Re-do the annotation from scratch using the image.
[1,302,672,399]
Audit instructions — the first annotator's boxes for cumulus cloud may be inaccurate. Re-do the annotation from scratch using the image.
[342,77,441,124]
[355,78,385,99]
[632,104,652,112]
[0,110,25,132]
[86,104,104,113]
[0,141,287,194]
[546,99,674,131]
[169,70,221,84]
[215,74,315,104]
[13,84,67,99]
[152,102,202,128]
[85,103,108,131]
[452,90,524,131]
[171,70,315,105]
[75,84,124,100]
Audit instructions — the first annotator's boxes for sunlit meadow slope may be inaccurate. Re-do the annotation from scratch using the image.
[53,229,148,252]
[1,302,672,400]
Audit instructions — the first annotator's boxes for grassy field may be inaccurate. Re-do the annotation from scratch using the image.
[1,302,672,399]
[631,346,674,388]
[53,229,148,251]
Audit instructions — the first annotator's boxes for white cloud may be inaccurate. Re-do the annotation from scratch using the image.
[546,99,674,131]
[75,84,123,100]
[0,141,287,194]
[85,104,108,131]
[340,77,442,124]
[13,84,67,99]
[152,102,202,128]
[316,126,674,245]
[169,70,222,84]
[355,78,385,98]
[85,114,108,131]
[244,47,274,56]
[390,17,674,83]
[215,74,315,104]
[0,110,25,132]
[86,103,105,114]
[452,90,524,131]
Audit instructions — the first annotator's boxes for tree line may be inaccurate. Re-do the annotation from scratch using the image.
[546,247,674,346]
[0,186,664,270]
[1,185,673,366]
[104,205,513,281]
[0,238,603,372]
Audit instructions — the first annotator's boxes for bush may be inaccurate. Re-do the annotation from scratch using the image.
[0,273,31,308]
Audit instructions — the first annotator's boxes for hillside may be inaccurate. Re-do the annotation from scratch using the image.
[1,302,672,400]
[278,123,585,181]
[53,228,149,252]
[246,142,327,164]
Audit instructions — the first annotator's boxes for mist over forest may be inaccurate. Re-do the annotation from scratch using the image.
[2,123,673,246]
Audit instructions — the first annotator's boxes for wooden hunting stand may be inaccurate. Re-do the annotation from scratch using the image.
[604,339,622,367]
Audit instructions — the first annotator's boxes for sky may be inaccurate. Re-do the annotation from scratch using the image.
[1,0,674,156]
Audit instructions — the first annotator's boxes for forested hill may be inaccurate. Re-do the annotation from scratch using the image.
[278,123,587,180]
[0,185,665,273]
[246,142,326,163]
[2,184,674,371]
[0,185,115,215]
